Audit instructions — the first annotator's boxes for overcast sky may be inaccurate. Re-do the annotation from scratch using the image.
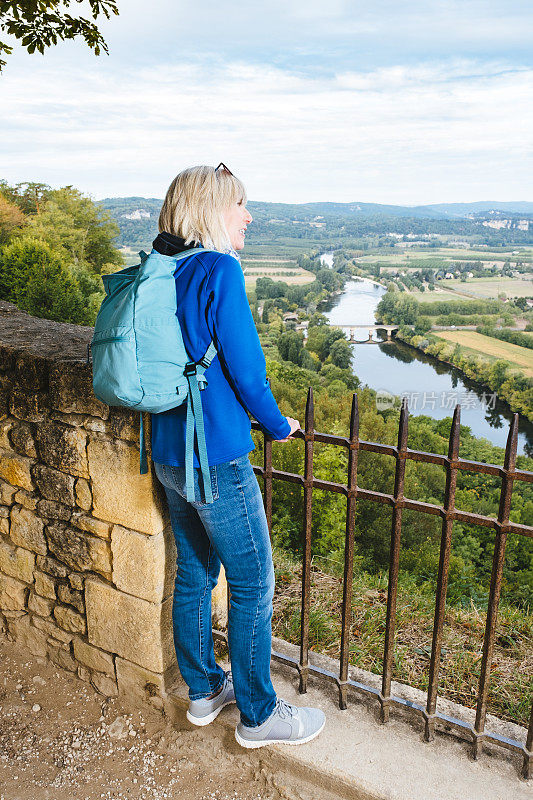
[1,0,532,204]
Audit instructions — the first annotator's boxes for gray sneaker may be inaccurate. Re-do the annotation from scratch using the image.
[235,698,325,748]
[186,672,235,726]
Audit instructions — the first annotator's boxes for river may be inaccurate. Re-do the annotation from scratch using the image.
[319,255,533,456]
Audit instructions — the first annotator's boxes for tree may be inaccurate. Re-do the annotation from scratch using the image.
[327,337,352,369]
[278,331,304,367]
[0,194,25,243]
[0,237,89,323]
[28,186,122,273]
[0,180,51,214]
[0,1,119,71]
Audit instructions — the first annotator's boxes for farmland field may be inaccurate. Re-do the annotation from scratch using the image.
[355,247,533,266]
[439,276,533,298]
[243,266,316,286]
[432,331,533,377]
[406,289,466,302]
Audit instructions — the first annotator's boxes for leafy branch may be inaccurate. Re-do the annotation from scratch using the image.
[0,1,119,70]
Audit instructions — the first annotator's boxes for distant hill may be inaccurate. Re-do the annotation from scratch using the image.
[420,201,533,218]
[97,197,533,252]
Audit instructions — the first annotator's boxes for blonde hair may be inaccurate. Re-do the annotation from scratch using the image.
[158,165,247,252]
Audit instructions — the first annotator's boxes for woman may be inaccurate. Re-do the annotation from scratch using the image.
[151,165,325,748]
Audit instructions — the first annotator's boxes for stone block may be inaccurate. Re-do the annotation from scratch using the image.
[115,657,166,700]
[27,590,54,616]
[0,515,9,535]
[0,419,12,449]
[91,672,118,697]
[0,573,28,610]
[3,608,25,619]
[13,490,38,510]
[73,637,115,675]
[46,522,111,577]
[36,554,68,578]
[36,499,72,521]
[53,603,86,634]
[32,464,75,505]
[9,422,37,458]
[108,408,139,442]
[69,573,84,591]
[0,448,34,490]
[49,411,85,427]
[88,438,166,534]
[9,389,46,423]
[86,578,174,673]
[0,345,14,372]
[57,583,84,613]
[71,512,110,540]
[34,570,56,599]
[9,614,48,657]
[74,478,92,511]
[10,505,47,554]
[0,538,35,582]
[47,635,71,651]
[49,361,109,419]
[35,420,89,479]
[0,375,10,418]
[0,479,17,505]
[31,614,73,643]
[111,526,174,603]
[83,417,108,433]
[14,353,49,392]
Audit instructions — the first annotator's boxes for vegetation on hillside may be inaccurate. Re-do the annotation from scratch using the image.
[0,180,122,324]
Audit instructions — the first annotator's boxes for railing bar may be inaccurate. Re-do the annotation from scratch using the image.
[380,400,409,723]
[263,435,273,536]
[338,393,359,709]
[299,388,314,693]
[425,405,461,742]
[524,703,533,779]
[473,414,519,760]
[252,420,533,485]
[252,465,533,538]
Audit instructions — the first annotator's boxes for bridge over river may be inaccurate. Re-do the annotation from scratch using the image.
[335,324,401,343]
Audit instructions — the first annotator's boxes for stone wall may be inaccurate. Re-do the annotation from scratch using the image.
[0,300,226,704]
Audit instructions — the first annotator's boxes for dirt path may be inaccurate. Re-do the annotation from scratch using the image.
[0,636,330,800]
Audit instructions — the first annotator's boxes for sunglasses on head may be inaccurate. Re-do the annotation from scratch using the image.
[214,162,234,176]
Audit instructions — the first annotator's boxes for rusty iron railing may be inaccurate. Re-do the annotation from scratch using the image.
[233,389,532,778]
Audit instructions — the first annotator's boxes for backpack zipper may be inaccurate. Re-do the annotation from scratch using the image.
[87,335,132,364]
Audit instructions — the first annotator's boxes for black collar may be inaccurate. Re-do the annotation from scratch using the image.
[152,231,199,256]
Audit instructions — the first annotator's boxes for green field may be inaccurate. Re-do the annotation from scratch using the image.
[406,289,467,302]
[356,247,533,266]
[439,276,533,298]
[433,330,533,377]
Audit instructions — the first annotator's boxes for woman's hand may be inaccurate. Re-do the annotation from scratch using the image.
[275,417,301,442]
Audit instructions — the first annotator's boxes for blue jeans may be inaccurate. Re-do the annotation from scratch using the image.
[154,454,277,727]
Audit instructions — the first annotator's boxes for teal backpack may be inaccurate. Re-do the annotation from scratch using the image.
[89,247,216,504]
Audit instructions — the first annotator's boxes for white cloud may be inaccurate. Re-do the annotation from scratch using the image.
[1,56,532,203]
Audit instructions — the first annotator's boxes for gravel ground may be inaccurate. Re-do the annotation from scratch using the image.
[0,635,330,800]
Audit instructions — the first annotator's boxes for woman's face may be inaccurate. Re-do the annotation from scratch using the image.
[223,199,253,251]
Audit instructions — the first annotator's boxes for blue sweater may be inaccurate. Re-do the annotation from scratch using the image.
[150,235,291,466]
